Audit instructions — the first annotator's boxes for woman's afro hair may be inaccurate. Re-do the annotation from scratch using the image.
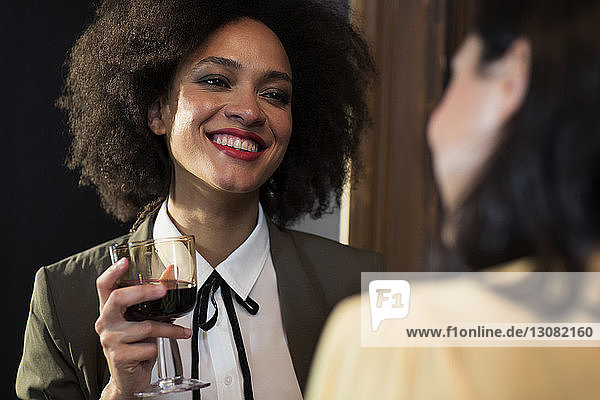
[58,0,377,227]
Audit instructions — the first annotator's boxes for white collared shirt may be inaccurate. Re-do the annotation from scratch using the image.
[152,201,302,400]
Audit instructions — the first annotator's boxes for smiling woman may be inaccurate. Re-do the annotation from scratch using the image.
[16,1,383,400]
[151,19,293,202]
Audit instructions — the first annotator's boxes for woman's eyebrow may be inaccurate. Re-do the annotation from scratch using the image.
[193,56,242,70]
[263,70,292,84]
[193,56,291,83]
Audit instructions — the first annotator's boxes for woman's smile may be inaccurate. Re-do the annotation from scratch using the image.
[206,128,266,161]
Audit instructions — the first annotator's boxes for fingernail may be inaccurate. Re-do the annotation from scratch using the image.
[183,328,192,337]
[117,258,127,267]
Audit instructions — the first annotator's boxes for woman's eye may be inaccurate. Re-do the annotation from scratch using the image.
[197,75,230,88]
[261,90,290,105]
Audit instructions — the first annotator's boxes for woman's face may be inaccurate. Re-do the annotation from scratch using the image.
[150,18,292,197]
[427,35,525,214]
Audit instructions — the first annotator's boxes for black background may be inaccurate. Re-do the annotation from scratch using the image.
[3,2,128,397]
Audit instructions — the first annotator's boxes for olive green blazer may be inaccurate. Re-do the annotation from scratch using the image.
[16,213,384,399]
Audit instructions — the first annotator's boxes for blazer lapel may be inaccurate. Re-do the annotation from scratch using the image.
[267,220,329,391]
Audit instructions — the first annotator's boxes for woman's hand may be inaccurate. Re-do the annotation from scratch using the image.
[95,258,192,399]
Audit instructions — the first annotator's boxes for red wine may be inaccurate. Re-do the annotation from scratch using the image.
[118,280,197,322]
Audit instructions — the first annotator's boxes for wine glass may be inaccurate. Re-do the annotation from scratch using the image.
[109,236,209,397]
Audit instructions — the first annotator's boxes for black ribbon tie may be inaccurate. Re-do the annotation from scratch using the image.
[191,270,259,400]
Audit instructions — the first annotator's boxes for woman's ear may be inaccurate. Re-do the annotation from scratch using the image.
[495,38,531,122]
[148,98,167,135]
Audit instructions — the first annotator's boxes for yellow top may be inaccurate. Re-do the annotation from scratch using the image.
[305,259,600,400]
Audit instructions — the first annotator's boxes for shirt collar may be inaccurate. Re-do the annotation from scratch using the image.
[152,201,269,299]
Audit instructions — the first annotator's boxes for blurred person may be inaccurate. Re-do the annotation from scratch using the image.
[16,1,383,399]
[306,0,600,398]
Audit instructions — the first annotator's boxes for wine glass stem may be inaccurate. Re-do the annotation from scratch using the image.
[170,338,184,378]
[156,337,184,380]
[156,338,169,380]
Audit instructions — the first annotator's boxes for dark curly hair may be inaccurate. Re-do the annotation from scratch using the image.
[58,0,376,227]
[450,0,600,271]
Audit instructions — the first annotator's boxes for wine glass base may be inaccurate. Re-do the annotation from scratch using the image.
[133,377,210,397]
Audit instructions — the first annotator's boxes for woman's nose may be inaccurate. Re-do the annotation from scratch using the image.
[224,89,266,127]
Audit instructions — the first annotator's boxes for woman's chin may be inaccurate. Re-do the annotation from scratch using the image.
[210,180,263,196]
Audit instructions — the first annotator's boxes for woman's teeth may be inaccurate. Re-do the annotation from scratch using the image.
[211,133,260,152]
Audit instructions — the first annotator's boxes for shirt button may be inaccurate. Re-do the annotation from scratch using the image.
[224,375,233,386]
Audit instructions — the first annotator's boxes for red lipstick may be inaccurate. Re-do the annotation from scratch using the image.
[206,128,266,162]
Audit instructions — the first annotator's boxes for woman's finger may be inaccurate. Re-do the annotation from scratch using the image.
[159,264,177,280]
[97,258,129,311]
[100,284,167,322]
[104,340,159,367]
[118,320,192,343]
